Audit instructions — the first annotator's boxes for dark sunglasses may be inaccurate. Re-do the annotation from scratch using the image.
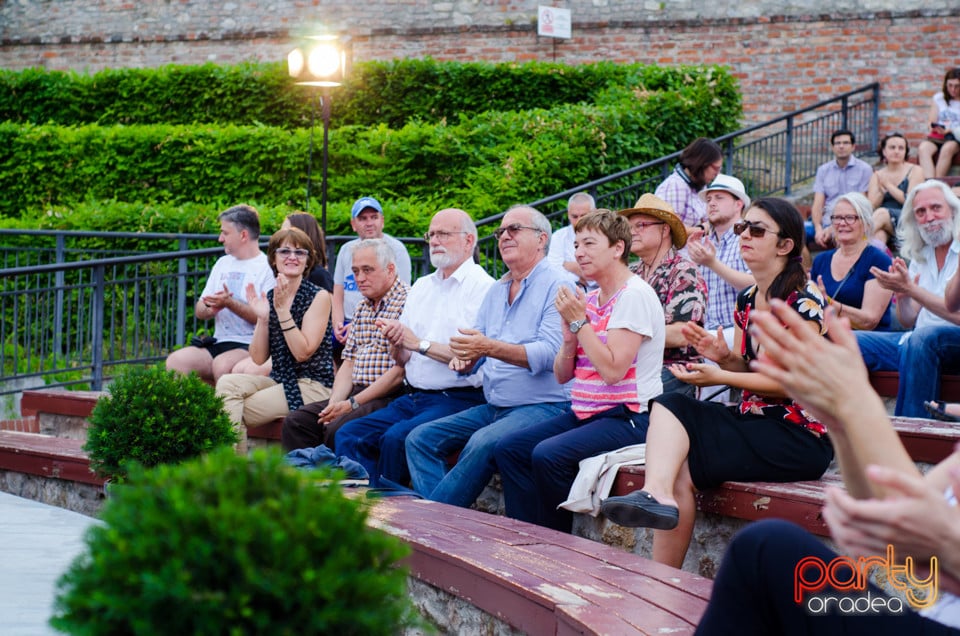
[493,224,542,240]
[733,221,783,239]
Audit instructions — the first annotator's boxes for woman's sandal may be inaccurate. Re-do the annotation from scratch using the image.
[923,400,960,423]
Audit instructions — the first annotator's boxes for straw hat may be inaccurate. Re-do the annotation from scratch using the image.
[617,193,688,248]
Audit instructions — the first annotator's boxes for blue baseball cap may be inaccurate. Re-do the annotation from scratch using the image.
[351,196,383,218]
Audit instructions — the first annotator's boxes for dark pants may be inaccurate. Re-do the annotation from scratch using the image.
[334,387,485,488]
[494,405,649,533]
[696,519,956,635]
[280,384,399,452]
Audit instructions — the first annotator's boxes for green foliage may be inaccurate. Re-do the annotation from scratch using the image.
[83,365,237,480]
[51,448,417,635]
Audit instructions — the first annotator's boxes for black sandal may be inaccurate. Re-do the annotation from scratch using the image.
[924,400,960,423]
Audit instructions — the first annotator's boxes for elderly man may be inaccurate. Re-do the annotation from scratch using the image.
[166,204,275,384]
[333,208,494,486]
[405,205,572,507]
[331,196,412,347]
[280,239,408,452]
[855,180,960,417]
[622,193,708,397]
[547,191,596,288]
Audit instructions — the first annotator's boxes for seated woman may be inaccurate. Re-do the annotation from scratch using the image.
[695,299,960,634]
[231,211,333,376]
[810,192,894,331]
[493,209,665,533]
[216,227,334,452]
[868,133,922,247]
[600,197,834,569]
[917,67,960,180]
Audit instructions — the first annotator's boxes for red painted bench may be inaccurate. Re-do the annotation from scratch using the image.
[869,371,960,405]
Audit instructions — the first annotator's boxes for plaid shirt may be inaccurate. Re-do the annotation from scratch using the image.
[701,226,750,330]
[654,165,707,227]
[342,277,408,386]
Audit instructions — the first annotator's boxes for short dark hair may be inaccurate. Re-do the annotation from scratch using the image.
[878,132,909,164]
[830,129,855,145]
[284,212,327,268]
[267,227,316,274]
[574,210,632,265]
[218,204,261,239]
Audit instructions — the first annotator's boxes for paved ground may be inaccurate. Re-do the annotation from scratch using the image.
[0,492,98,636]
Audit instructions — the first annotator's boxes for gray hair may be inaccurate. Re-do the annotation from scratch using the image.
[834,191,875,236]
[456,209,479,243]
[897,180,960,263]
[218,204,261,239]
[568,192,596,210]
[352,238,396,270]
[506,204,552,254]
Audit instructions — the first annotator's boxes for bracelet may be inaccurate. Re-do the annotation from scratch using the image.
[279,316,294,324]
[837,303,844,316]
[281,325,296,332]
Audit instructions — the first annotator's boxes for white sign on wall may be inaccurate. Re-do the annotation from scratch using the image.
[537,6,571,39]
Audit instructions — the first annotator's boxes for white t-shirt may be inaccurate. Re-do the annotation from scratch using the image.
[333,235,412,320]
[201,252,275,344]
[399,259,494,390]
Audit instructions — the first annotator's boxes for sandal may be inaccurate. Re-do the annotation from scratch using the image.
[600,490,680,530]
[924,400,960,423]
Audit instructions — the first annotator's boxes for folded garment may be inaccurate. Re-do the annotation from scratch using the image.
[284,444,369,480]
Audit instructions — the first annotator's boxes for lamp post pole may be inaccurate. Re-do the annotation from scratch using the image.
[320,89,332,234]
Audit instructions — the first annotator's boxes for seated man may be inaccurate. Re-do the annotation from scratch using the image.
[854,180,960,417]
[547,191,596,288]
[623,194,708,397]
[165,204,275,385]
[805,129,873,249]
[281,239,408,452]
[405,205,572,507]
[332,208,494,486]
[696,297,960,634]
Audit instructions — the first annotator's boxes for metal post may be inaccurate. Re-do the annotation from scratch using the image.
[53,233,65,362]
[320,90,332,234]
[91,265,105,391]
[176,236,188,347]
[784,117,794,195]
[305,93,319,213]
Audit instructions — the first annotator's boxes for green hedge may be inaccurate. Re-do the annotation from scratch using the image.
[0,64,740,225]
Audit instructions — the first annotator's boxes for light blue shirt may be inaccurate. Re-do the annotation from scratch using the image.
[474,258,572,407]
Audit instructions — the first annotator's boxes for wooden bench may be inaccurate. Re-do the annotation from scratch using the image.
[366,496,712,635]
[0,430,103,486]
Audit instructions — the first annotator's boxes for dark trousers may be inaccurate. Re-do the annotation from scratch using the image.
[334,387,485,488]
[696,519,957,635]
[494,405,649,533]
[280,384,398,452]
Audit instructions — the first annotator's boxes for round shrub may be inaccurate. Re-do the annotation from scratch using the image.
[51,448,416,635]
[83,365,237,480]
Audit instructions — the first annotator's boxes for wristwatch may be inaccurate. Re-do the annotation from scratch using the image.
[569,319,587,334]
[349,396,360,411]
[418,339,432,355]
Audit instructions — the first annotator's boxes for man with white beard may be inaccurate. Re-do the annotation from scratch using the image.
[854,180,960,417]
[332,208,494,486]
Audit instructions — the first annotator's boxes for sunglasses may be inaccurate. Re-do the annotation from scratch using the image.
[276,247,310,259]
[733,221,783,239]
[493,224,542,240]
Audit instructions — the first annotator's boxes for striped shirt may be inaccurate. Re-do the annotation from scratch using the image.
[570,277,664,419]
[342,277,408,386]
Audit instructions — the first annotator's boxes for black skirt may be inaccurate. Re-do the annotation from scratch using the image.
[652,392,834,491]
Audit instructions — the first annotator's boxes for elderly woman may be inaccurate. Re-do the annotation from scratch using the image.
[868,133,923,247]
[494,209,665,533]
[810,192,894,331]
[216,227,334,452]
[601,198,834,569]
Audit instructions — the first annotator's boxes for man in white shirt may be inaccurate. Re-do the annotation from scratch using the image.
[547,192,596,288]
[165,204,275,384]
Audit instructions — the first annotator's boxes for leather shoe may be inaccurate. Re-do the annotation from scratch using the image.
[600,490,679,530]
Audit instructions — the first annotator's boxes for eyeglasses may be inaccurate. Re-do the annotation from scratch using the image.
[733,221,782,239]
[631,221,665,231]
[493,224,542,240]
[832,215,860,226]
[276,247,310,259]
[423,230,468,242]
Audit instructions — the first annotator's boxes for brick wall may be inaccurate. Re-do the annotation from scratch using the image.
[1,2,958,150]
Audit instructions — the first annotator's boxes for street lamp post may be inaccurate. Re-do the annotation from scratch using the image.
[287,35,350,233]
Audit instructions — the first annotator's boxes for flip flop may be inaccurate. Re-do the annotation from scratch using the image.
[600,490,680,530]
[924,400,960,423]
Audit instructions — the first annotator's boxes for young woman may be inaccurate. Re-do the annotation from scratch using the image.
[216,227,335,452]
[917,68,960,180]
[811,192,894,331]
[493,209,665,533]
[601,198,834,568]
[868,133,923,246]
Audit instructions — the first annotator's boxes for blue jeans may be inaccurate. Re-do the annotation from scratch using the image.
[405,401,570,507]
[333,388,485,487]
[494,405,649,533]
[855,326,960,417]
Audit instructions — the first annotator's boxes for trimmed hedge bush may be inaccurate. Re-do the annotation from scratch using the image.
[52,448,417,635]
